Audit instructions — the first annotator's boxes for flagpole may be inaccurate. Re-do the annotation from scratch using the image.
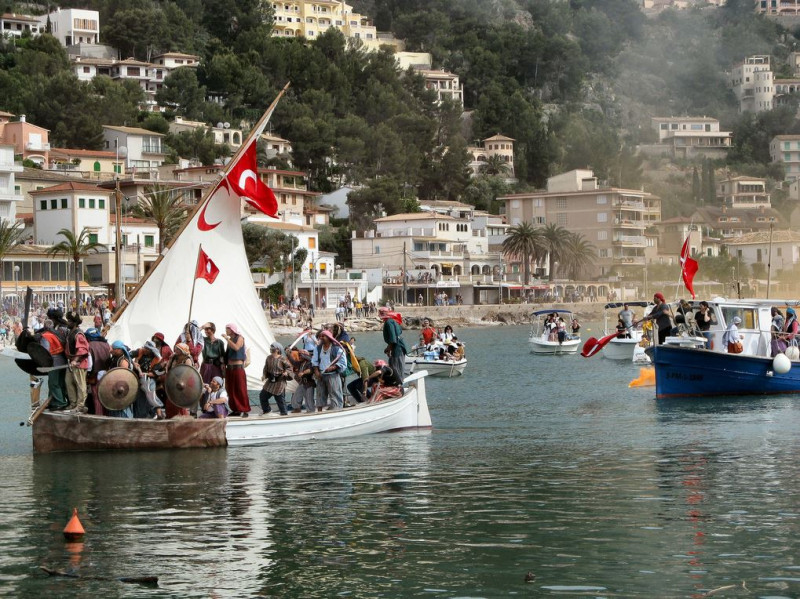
[766,222,773,299]
[675,220,693,301]
[107,82,291,328]
[188,244,201,323]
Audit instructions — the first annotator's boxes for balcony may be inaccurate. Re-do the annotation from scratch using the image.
[25,142,50,151]
[613,199,645,210]
[612,234,646,246]
[614,218,644,228]
[613,256,645,265]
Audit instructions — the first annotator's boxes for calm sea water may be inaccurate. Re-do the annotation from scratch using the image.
[1,324,800,598]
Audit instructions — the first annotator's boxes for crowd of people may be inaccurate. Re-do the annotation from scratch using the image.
[415,319,466,360]
[11,302,413,421]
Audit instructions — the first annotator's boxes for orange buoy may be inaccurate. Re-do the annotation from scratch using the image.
[63,508,85,542]
[629,367,655,388]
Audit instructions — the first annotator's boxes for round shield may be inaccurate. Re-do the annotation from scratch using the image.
[27,343,54,368]
[97,367,139,411]
[164,364,203,408]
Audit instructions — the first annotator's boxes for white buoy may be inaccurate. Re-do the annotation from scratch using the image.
[773,353,791,374]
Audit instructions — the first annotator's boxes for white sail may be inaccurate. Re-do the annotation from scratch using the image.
[107,87,289,389]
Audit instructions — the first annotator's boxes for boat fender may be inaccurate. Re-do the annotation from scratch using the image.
[773,353,791,375]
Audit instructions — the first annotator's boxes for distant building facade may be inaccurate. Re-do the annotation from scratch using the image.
[729,55,774,113]
[647,117,732,159]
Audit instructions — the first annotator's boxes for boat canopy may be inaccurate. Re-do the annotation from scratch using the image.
[530,309,574,317]
[604,301,651,309]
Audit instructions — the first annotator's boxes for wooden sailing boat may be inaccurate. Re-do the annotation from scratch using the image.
[28,86,432,453]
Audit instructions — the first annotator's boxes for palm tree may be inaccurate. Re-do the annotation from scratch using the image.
[480,155,510,176]
[560,232,597,280]
[542,223,571,281]
[47,228,104,304]
[131,184,190,252]
[502,222,546,285]
[0,219,24,303]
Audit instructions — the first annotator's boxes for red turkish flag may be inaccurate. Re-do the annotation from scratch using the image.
[226,142,278,217]
[195,247,219,284]
[680,237,699,299]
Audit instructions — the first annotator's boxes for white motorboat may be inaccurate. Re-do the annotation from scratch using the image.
[528,309,581,355]
[405,342,466,377]
[601,301,652,361]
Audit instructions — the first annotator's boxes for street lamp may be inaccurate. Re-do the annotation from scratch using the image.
[14,265,20,307]
[290,235,296,300]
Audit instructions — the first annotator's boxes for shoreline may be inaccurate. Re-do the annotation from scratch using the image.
[269,302,614,336]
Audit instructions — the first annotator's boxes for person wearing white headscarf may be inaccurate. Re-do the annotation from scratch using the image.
[723,316,743,353]
[175,320,203,366]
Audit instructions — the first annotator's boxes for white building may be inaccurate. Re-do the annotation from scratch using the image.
[648,117,732,159]
[102,126,166,178]
[723,229,800,273]
[1,12,42,38]
[170,117,243,151]
[770,135,800,181]
[729,55,774,113]
[0,144,23,222]
[39,8,99,46]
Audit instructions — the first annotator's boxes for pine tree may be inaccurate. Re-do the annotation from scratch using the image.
[692,166,701,203]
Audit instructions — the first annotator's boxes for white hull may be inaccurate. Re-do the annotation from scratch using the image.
[227,374,430,445]
[603,337,642,361]
[528,337,580,355]
[405,357,466,377]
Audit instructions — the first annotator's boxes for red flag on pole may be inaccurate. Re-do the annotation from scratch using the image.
[680,237,698,299]
[195,247,219,284]
[226,142,278,217]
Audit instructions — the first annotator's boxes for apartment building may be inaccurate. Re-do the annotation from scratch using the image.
[270,1,381,50]
[0,144,23,222]
[498,169,661,278]
[648,116,731,159]
[770,135,800,180]
[467,135,516,180]
[170,117,243,152]
[102,126,166,179]
[729,55,774,113]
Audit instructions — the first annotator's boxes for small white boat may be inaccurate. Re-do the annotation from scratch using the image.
[601,301,652,361]
[405,342,466,377]
[528,309,580,355]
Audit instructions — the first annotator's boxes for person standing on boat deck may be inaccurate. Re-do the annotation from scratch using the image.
[723,316,743,353]
[174,320,203,367]
[223,323,250,417]
[379,307,408,384]
[770,308,787,357]
[85,327,110,415]
[259,341,292,416]
[346,353,376,404]
[783,307,799,344]
[39,314,69,411]
[635,293,672,345]
[200,376,229,419]
[199,322,226,384]
[105,341,134,418]
[64,311,90,413]
[557,317,567,344]
[420,319,437,347]
[571,318,581,337]
[695,301,714,349]
[618,304,634,332]
[312,329,346,411]
[287,347,315,413]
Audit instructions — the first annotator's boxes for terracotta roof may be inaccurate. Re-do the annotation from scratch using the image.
[374,212,455,222]
[103,125,164,136]
[723,229,800,244]
[50,147,116,159]
[484,134,515,142]
[29,182,109,194]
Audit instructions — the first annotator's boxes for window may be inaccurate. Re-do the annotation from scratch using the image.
[79,198,85,208]
[50,199,57,209]
[144,235,154,248]
[597,230,607,240]
[308,238,316,249]
[757,249,763,262]
[597,195,607,204]
[88,233,98,244]
[599,249,608,258]
[597,212,607,223]
[374,246,380,254]
[99,199,105,209]
[557,213,567,226]
[777,247,783,256]
[40,200,47,210]
[556,197,567,209]
[89,199,95,208]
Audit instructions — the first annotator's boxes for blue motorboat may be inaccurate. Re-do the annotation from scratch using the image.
[647,344,800,399]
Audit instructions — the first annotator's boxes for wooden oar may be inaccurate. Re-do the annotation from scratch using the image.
[581,332,619,358]
[27,397,51,426]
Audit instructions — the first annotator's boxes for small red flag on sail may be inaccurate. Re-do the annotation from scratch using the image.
[195,247,219,284]
[680,237,698,299]
[226,142,278,217]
